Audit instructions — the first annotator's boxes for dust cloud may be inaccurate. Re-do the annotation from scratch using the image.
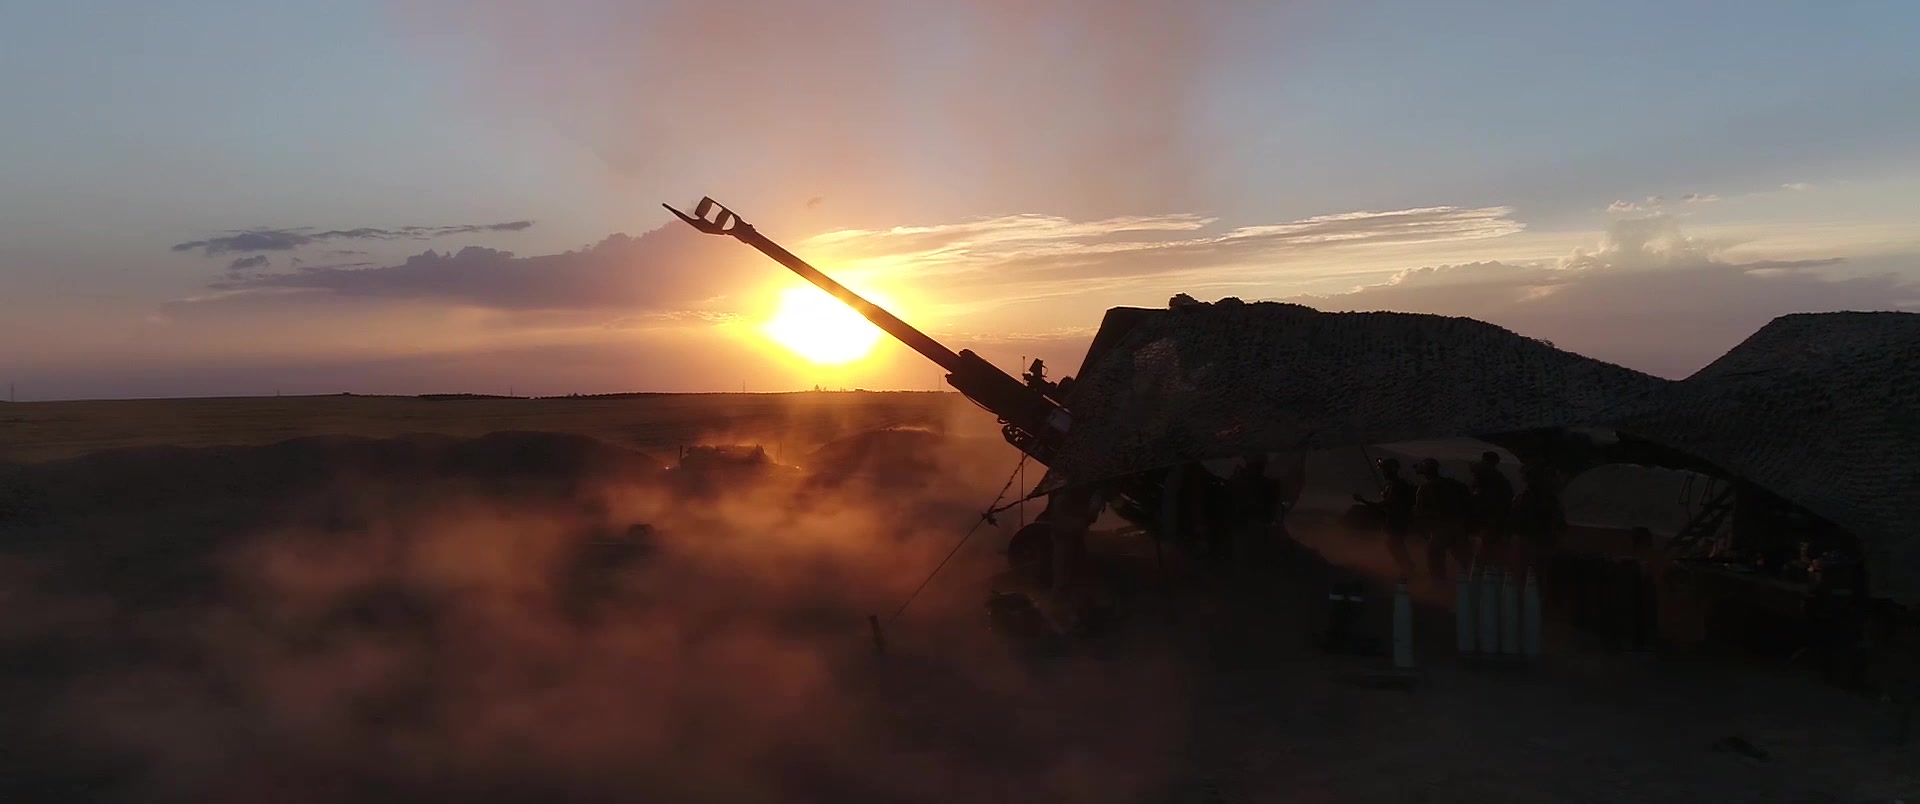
[0,430,1189,803]
[386,0,1290,219]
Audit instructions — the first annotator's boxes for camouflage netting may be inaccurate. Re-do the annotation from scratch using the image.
[1609,312,1920,605]
[1039,299,1920,604]
[1046,300,1668,481]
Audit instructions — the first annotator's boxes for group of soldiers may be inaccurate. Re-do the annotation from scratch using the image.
[1353,451,1566,583]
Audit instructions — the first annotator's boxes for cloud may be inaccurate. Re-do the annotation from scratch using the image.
[1284,215,1919,378]
[390,0,1277,217]
[599,310,747,330]
[805,212,1217,264]
[173,230,312,255]
[448,220,534,234]
[227,255,269,272]
[1782,182,1814,191]
[1562,214,1718,272]
[209,226,760,314]
[811,206,1523,297]
[1608,192,1717,212]
[203,205,1524,317]
[172,221,536,256]
[180,202,1915,389]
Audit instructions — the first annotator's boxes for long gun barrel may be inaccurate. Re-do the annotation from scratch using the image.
[665,197,1072,464]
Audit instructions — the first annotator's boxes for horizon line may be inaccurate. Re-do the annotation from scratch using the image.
[2,388,959,405]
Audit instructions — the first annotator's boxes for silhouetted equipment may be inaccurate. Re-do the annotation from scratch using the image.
[1022,357,1073,400]
[1323,576,1368,654]
[666,198,1072,465]
[1023,358,1046,386]
[663,197,1920,621]
[1670,480,1736,556]
[667,197,1245,575]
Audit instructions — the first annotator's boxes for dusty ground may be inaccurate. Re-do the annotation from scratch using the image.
[1,410,1912,802]
[1057,525,1920,803]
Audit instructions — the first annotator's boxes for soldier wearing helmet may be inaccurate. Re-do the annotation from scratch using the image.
[1511,461,1567,576]
[1469,450,1515,568]
[1412,457,1474,582]
[1353,456,1418,579]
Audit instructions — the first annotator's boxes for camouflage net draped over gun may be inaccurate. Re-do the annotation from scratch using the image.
[1039,299,1920,605]
[1608,312,1920,605]
[1043,300,1666,482]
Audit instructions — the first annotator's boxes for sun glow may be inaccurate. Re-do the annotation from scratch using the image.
[761,287,885,365]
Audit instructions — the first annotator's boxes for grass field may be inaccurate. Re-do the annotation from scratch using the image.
[0,391,972,464]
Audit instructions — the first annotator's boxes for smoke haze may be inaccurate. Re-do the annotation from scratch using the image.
[0,429,1189,803]
[387,0,1287,220]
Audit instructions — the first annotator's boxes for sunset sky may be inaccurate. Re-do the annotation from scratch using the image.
[4,1,1918,400]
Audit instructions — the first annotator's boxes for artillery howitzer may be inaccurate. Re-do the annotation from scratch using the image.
[666,198,1253,576]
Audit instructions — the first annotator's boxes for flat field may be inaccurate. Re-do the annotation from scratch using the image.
[0,392,1913,803]
[0,391,969,464]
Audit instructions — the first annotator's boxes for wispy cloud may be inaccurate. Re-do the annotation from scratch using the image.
[600,310,747,330]
[202,205,1526,318]
[172,221,535,256]
[804,212,1218,264]
[226,255,269,272]
[895,213,1916,382]
[1283,215,1917,377]
[175,230,310,255]
[1608,192,1719,213]
[813,207,1516,261]
[208,227,759,314]
[187,204,1919,384]
[809,206,1525,301]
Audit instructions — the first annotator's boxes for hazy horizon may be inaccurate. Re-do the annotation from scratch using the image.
[5,1,1918,400]
[2,387,958,404]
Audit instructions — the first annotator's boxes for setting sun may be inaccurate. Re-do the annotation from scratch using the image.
[761,287,884,365]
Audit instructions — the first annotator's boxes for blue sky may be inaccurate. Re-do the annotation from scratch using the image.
[2,0,1917,399]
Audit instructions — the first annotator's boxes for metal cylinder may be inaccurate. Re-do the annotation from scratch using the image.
[1477,568,1499,655]
[1392,581,1414,669]
[1501,570,1521,656]
[1456,571,1477,654]
[1522,568,1543,660]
